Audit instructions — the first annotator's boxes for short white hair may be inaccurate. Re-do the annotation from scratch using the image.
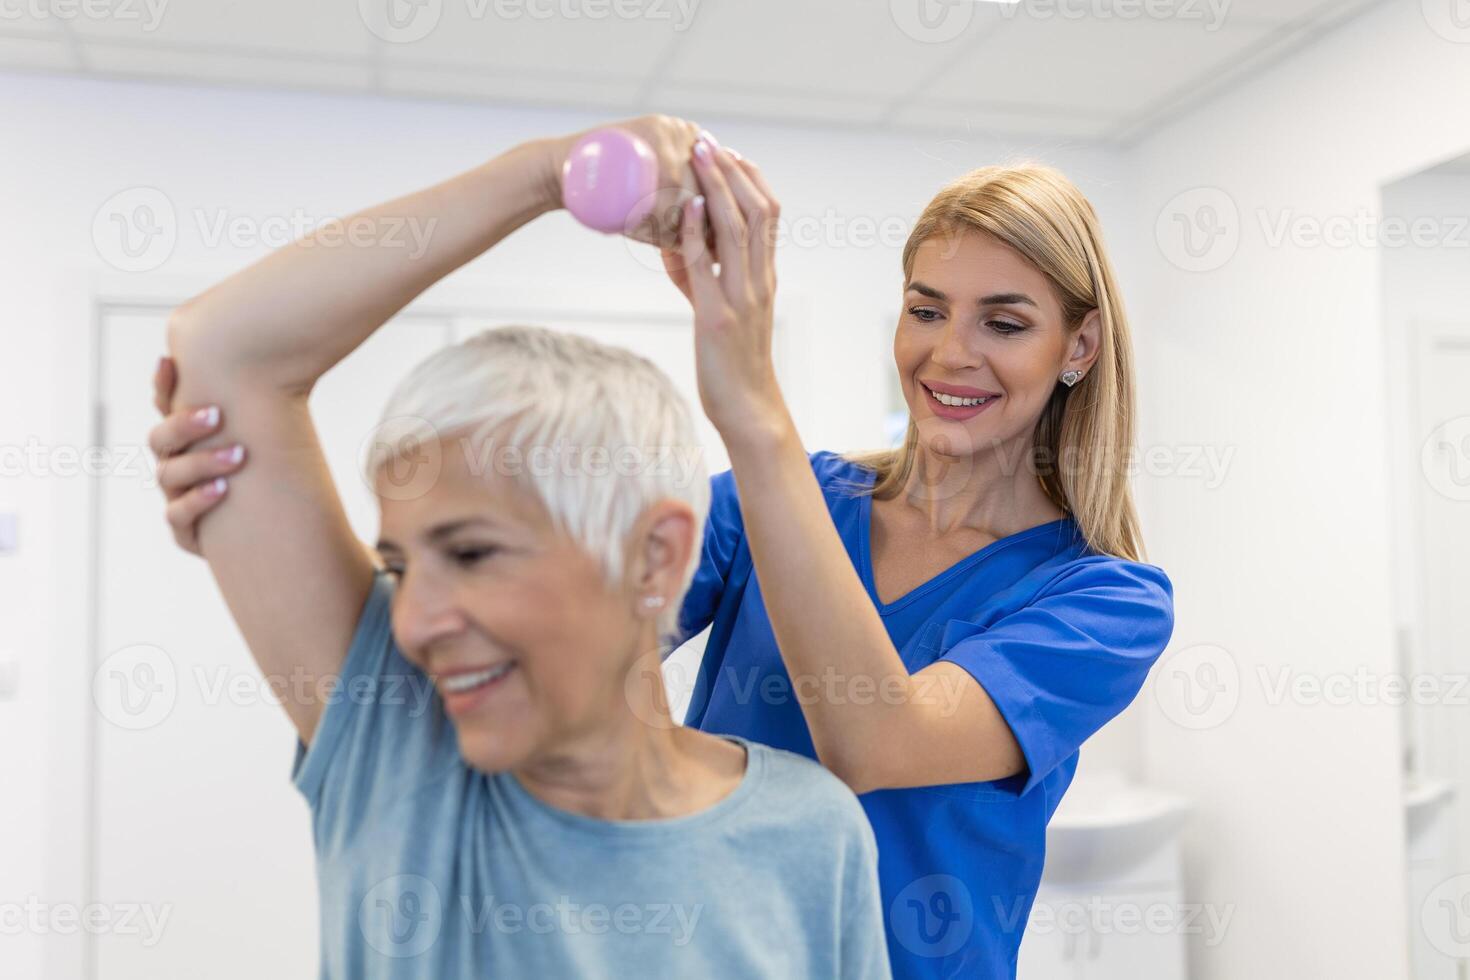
[365,324,710,642]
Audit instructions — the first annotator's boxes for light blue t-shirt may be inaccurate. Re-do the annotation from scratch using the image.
[291,568,892,979]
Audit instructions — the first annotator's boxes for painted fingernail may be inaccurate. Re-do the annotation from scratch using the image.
[193,406,220,427]
[693,139,711,162]
[698,129,720,150]
[205,477,227,497]
[727,147,744,161]
[214,445,244,465]
[692,195,705,215]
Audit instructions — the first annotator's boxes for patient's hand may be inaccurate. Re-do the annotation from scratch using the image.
[146,355,246,556]
[547,113,705,250]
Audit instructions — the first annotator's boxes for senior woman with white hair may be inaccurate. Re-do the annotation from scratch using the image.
[147,116,890,979]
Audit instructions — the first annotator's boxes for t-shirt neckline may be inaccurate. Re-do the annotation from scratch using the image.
[497,735,763,842]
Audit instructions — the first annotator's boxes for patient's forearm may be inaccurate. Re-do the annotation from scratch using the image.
[167,137,562,394]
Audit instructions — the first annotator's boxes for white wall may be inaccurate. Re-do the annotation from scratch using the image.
[1129,4,1470,978]
[0,72,1143,976]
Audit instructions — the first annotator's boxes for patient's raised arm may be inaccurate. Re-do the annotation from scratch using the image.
[163,117,701,745]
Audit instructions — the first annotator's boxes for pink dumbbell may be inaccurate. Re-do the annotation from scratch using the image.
[560,128,660,234]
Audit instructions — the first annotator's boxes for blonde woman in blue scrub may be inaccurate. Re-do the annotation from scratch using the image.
[658,139,1175,979]
[152,127,1174,979]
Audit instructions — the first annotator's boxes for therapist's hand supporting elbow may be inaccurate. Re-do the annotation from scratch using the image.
[666,138,1026,795]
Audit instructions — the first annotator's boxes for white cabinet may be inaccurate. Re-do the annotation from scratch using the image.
[1405,778,1460,980]
[1020,882,1189,980]
[1018,772,1190,980]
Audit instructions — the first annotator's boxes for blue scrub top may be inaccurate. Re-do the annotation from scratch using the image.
[674,450,1176,980]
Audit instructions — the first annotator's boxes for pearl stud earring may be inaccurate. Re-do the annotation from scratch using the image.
[642,596,666,610]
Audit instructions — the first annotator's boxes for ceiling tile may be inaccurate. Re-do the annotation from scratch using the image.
[1422,154,1470,177]
[383,65,642,110]
[64,0,376,59]
[923,11,1273,115]
[1006,0,1338,28]
[662,0,1018,102]
[0,35,76,70]
[0,0,1383,146]
[378,1,686,78]
[891,101,1120,141]
[645,83,887,125]
[1197,0,1340,26]
[0,11,66,37]
[81,42,373,90]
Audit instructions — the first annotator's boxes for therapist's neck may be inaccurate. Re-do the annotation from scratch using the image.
[903,435,1066,538]
[511,642,745,822]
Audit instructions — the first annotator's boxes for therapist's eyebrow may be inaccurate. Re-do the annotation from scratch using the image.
[906,281,1039,308]
[376,517,497,553]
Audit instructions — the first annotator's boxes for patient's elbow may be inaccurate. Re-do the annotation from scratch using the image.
[165,301,211,376]
[166,301,302,398]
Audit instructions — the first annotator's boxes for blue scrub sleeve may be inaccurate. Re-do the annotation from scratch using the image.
[939,556,1175,797]
[671,466,746,647]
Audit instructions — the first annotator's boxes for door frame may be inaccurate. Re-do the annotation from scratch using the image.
[1406,318,1470,863]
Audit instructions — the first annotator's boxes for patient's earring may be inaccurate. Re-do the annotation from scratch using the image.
[641,595,666,612]
[1060,369,1084,387]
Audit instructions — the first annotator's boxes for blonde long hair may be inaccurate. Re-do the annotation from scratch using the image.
[845,162,1148,562]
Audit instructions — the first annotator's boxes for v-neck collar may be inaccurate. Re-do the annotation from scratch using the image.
[853,469,1075,615]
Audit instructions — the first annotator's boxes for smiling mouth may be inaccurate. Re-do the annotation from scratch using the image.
[921,383,1000,409]
[440,663,513,691]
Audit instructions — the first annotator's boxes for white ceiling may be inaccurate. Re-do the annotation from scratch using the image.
[1422,154,1470,177]
[0,0,1389,144]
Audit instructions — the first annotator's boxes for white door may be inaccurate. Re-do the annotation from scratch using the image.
[1411,319,1470,976]
[92,309,451,979]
